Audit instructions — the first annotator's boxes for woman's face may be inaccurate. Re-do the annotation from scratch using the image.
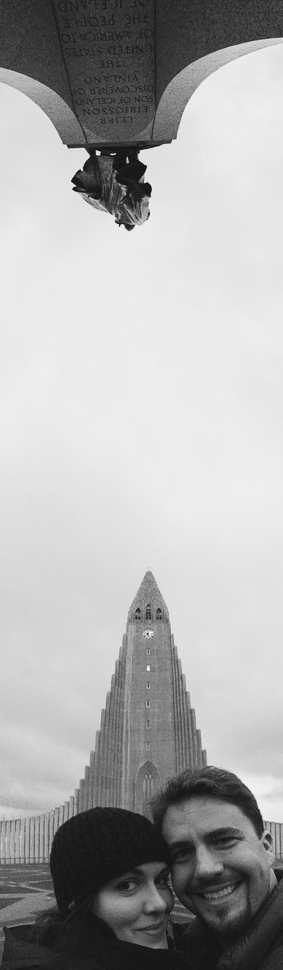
[92,861,174,948]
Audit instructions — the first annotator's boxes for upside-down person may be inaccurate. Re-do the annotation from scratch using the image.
[71,149,152,230]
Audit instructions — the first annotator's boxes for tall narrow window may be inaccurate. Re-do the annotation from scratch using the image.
[146,604,151,620]
[135,608,141,621]
[146,700,150,708]
[146,664,150,671]
[142,772,154,799]
[146,648,150,655]
[146,681,150,689]
[146,720,150,728]
[156,608,162,620]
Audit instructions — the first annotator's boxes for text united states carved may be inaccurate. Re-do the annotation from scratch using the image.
[53,0,156,136]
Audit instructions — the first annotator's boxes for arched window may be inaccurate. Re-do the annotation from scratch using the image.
[135,761,161,816]
[135,608,141,621]
[142,772,154,800]
[156,608,162,620]
[146,604,151,620]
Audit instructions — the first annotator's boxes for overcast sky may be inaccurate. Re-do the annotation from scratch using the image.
[1,43,283,827]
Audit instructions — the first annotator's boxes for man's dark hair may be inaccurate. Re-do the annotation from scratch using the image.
[152,765,264,838]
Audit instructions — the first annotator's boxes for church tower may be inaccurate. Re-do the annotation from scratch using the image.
[0,571,207,863]
[1,572,283,863]
[78,570,207,813]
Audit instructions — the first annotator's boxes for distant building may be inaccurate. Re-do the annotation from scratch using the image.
[75,569,206,814]
[0,571,281,862]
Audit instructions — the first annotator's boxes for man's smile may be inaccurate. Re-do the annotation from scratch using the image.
[192,881,242,903]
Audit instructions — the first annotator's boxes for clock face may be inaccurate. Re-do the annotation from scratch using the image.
[142,629,154,639]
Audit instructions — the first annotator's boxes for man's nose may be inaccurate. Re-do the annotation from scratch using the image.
[194,846,224,881]
[143,884,167,913]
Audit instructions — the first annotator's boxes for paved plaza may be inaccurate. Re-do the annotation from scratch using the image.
[0,865,54,958]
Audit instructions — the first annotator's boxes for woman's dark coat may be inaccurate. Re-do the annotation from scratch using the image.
[1,919,193,970]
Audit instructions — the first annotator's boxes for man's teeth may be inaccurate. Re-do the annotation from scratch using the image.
[202,884,239,900]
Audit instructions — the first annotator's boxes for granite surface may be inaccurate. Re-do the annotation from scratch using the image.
[0,3,282,151]
[52,0,156,143]
[0,865,54,961]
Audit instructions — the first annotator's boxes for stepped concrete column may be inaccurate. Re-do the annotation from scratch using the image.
[10,819,16,864]
[25,818,30,863]
[15,818,21,863]
[29,817,35,863]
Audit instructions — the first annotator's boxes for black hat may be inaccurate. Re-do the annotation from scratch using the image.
[50,807,170,914]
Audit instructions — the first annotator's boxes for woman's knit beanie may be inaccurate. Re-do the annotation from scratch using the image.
[50,807,170,914]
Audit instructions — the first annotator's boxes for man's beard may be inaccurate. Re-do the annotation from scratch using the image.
[197,898,253,947]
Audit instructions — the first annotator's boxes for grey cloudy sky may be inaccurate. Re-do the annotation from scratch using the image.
[1,43,283,826]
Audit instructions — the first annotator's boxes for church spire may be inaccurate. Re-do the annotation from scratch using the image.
[72,569,207,814]
[0,572,207,862]
[128,569,169,623]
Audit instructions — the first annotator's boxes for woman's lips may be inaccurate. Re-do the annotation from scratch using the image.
[136,920,165,932]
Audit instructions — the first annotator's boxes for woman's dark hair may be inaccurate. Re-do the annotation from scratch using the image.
[35,897,115,955]
[151,765,264,838]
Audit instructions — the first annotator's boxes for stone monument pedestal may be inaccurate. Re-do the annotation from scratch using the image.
[0,1,282,150]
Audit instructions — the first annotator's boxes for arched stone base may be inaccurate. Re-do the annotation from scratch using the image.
[153,39,283,143]
[0,69,84,145]
[0,3,283,148]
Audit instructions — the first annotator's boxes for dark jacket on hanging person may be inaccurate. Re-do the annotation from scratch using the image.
[71,152,151,229]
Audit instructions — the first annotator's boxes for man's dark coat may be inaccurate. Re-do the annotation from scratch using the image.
[179,869,283,970]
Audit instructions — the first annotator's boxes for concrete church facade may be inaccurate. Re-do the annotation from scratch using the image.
[0,570,206,863]
[76,569,207,814]
[0,571,282,863]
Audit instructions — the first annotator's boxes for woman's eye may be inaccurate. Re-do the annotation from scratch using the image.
[117,880,138,892]
[156,875,169,887]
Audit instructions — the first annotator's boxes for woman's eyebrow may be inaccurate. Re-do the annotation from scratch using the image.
[133,865,169,874]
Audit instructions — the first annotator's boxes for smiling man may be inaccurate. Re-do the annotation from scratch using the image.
[152,767,283,969]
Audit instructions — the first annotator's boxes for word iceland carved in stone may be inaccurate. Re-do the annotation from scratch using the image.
[0,1,283,149]
[52,0,156,142]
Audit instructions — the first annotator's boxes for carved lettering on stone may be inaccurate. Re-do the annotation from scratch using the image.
[52,0,156,139]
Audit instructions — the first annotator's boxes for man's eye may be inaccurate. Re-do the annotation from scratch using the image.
[215,837,238,848]
[171,848,191,863]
